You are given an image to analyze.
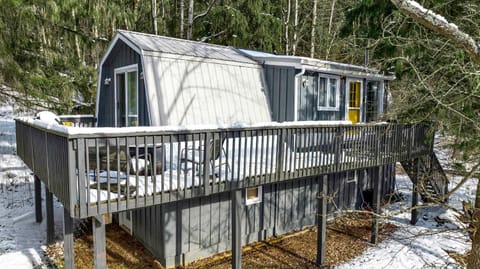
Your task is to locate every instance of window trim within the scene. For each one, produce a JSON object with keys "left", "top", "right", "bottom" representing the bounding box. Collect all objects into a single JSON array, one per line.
[
  {"left": 346, "top": 170, "right": 357, "bottom": 184},
  {"left": 317, "top": 75, "right": 340, "bottom": 111},
  {"left": 245, "top": 186, "right": 262, "bottom": 206},
  {"left": 114, "top": 64, "right": 138, "bottom": 127}
]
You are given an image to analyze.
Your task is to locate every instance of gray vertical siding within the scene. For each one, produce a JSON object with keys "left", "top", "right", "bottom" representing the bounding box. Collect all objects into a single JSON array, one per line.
[
  {"left": 264, "top": 65, "right": 296, "bottom": 122},
  {"left": 297, "top": 73, "right": 346, "bottom": 121},
  {"left": 264, "top": 65, "right": 350, "bottom": 122},
  {"left": 97, "top": 40, "right": 149, "bottom": 127},
  {"left": 131, "top": 164, "right": 395, "bottom": 267}
]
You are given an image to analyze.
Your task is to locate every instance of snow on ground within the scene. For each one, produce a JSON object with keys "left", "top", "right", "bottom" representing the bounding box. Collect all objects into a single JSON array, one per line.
[
  {"left": 0, "top": 101, "right": 64, "bottom": 268},
  {"left": 338, "top": 139, "right": 475, "bottom": 269},
  {"left": 0, "top": 99, "right": 476, "bottom": 268},
  {"left": 337, "top": 174, "right": 474, "bottom": 269}
]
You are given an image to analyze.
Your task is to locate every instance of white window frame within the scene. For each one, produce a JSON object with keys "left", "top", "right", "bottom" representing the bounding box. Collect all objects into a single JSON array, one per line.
[
  {"left": 346, "top": 170, "right": 357, "bottom": 184},
  {"left": 345, "top": 78, "right": 364, "bottom": 122},
  {"left": 114, "top": 64, "right": 138, "bottom": 127},
  {"left": 317, "top": 75, "right": 340, "bottom": 111},
  {"left": 245, "top": 186, "right": 262, "bottom": 206}
]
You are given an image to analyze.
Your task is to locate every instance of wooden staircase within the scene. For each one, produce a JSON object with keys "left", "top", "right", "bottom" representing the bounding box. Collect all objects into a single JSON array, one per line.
[{"left": 401, "top": 153, "right": 449, "bottom": 203}]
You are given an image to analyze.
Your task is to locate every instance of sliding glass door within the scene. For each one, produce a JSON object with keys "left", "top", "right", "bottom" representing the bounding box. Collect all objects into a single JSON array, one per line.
[{"left": 115, "top": 65, "right": 138, "bottom": 127}]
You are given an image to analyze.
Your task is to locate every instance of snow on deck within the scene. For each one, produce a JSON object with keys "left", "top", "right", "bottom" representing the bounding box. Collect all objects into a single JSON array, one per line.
[{"left": 1, "top": 102, "right": 475, "bottom": 268}]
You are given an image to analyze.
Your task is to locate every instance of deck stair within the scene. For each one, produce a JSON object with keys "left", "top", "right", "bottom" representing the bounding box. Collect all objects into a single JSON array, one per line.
[{"left": 401, "top": 153, "right": 449, "bottom": 203}]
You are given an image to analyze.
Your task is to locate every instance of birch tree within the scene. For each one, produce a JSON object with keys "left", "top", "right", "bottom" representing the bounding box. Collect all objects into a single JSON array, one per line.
[
  {"left": 152, "top": 0, "right": 158, "bottom": 35},
  {"left": 292, "top": 0, "right": 299, "bottom": 55},
  {"left": 310, "top": 0, "right": 317, "bottom": 58},
  {"left": 284, "top": 0, "right": 291, "bottom": 55},
  {"left": 179, "top": 0, "right": 185, "bottom": 38}
]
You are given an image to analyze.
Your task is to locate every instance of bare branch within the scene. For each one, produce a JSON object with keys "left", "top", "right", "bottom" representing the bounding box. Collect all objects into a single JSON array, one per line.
[
  {"left": 390, "top": 0, "right": 480, "bottom": 64},
  {"left": 193, "top": 0, "right": 217, "bottom": 22}
]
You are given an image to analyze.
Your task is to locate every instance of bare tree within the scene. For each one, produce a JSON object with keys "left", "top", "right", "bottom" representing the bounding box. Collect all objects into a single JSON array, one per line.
[
  {"left": 187, "top": 0, "right": 194, "bottom": 39},
  {"left": 292, "top": 0, "right": 299, "bottom": 55},
  {"left": 328, "top": 0, "right": 336, "bottom": 34},
  {"left": 151, "top": 0, "right": 158, "bottom": 35},
  {"left": 390, "top": 0, "right": 480, "bottom": 65},
  {"left": 284, "top": 0, "right": 291, "bottom": 55},
  {"left": 310, "top": 0, "right": 318, "bottom": 58},
  {"left": 390, "top": 1, "right": 480, "bottom": 268},
  {"left": 179, "top": 0, "right": 185, "bottom": 38},
  {"left": 161, "top": 0, "right": 166, "bottom": 34},
  {"left": 187, "top": 0, "right": 217, "bottom": 40}
]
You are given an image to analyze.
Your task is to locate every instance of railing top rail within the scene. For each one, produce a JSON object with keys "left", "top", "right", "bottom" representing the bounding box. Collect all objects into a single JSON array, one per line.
[{"left": 15, "top": 117, "right": 425, "bottom": 139}]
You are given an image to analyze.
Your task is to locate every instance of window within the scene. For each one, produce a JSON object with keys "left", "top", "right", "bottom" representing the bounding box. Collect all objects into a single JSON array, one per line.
[
  {"left": 317, "top": 76, "right": 339, "bottom": 111},
  {"left": 245, "top": 186, "right": 262, "bottom": 205},
  {"left": 346, "top": 171, "right": 357, "bottom": 183},
  {"left": 115, "top": 65, "right": 138, "bottom": 127},
  {"left": 366, "top": 81, "right": 383, "bottom": 122}
]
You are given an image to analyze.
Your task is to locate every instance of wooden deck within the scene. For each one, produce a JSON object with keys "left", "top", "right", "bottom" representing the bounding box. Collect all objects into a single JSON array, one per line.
[{"left": 15, "top": 118, "right": 434, "bottom": 219}]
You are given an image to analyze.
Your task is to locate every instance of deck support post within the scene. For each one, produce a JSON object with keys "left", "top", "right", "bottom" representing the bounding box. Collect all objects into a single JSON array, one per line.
[
  {"left": 63, "top": 208, "right": 75, "bottom": 269},
  {"left": 34, "top": 176, "right": 42, "bottom": 223},
  {"left": 232, "top": 189, "right": 243, "bottom": 269},
  {"left": 371, "top": 166, "right": 383, "bottom": 244},
  {"left": 45, "top": 186, "right": 54, "bottom": 244},
  {"left": 411, "top": 158, "right": 420, "bottom": 225},
  {"left": 316, "top": 175, "right": 328, "bottom": 266},
  {"left": 93, "top": 215, "right": 107, "bottom": 269}
]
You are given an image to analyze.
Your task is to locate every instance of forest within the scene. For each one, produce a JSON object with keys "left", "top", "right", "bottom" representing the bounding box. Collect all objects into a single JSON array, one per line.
[{"left": 0, "top": 0, "right": 480, "bottom": 267}]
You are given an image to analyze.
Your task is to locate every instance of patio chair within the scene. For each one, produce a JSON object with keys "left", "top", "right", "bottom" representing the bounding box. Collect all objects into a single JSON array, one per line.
[{"left": 181, "top": 136, "right": 230, "bottom": 177}]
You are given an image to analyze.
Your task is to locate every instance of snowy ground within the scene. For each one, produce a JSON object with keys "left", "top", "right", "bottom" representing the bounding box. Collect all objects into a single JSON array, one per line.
[
  {"left": 0, "top": 100, "right": 475, "bottom": 268},
  {"left": 0, "top": 102, "right": 64, "bottom": 268}
]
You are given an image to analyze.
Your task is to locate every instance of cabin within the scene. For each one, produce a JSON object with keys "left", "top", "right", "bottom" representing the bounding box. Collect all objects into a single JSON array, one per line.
[{"left": 14, "top": 30, "right": 448, "bottom": 269}]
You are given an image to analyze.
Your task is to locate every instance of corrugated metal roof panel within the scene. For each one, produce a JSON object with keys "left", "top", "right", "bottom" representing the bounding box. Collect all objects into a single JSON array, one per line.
[{"left": 118, "top": 30, "right": 256, "bottom": 64}]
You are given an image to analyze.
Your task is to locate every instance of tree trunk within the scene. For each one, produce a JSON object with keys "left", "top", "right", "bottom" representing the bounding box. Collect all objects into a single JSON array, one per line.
[
  {"left": 390, "top": 0, "right": 480, "bottom": 64},
  {"left": 151, "top": 0, "right": 158, "bottom": 35},
  {"left": 328, "top": 0, "right": 336, "bottom": 34},
  {"left": 292, "top": 0, "right": 299, "bottom": 55},
  {"left": 179, "top": 0, "right": 185, "bottom": 38},
  {"left": 467, "top": 178, "right": 480, "bottom": 269},
  {"left": 161, "top": 0, "right": 166, "bottom": 34},
  {"left": 187, "top": 0, "right": 194, "bottom": 40},
  {"left": 72, "top": 9, "right": 81, "bottom": 63},
  {"left": 310, "top": 0, "right": 318, "bottom": 58},
  {"left": 285, "top": 0, "right": 291, "bottom": 55}
]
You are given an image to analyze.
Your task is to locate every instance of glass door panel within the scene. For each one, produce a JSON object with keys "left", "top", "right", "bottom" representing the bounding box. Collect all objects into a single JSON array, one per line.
[{"left": 348, "top": 81, "right": 362, "bottom": 123}]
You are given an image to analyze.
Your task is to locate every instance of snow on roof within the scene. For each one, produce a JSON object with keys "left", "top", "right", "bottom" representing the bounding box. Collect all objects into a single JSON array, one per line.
[
  {"left": 239, "top": 49, "right": 395, "bottom": 80},
  {"left": 118, "top": 30, "right": 256, "bottom": 64}
]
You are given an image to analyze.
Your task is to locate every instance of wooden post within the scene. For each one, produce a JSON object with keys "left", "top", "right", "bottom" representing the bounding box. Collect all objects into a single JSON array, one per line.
[
  {"left": 232, "top": 189, "right": 242, "bottom": 269},
  {"left": 371, "top": 166, "right": 383, "bottom": 244},
  {"left": 34, "top": 176, "right": 42, "bottom": 223},
  {"left": 63, "top": 208, "right": 75, "bottom": 269},
  {"left": 45, "top": 186, "right": 54, "bottom": 244},
  {"left": 411, "top": 158, "right": 419, "bottom": 225},
  {"left": 93, "top": 215, "right": 107, "bottom": 269},
  {"left": 316, "top": 175, "right": 328, "bottom": 266}
]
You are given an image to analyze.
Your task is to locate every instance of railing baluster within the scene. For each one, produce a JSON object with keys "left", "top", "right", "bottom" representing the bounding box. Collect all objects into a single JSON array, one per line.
[
  {"left": 16, "top": 118, "right": 438, "bottom": 219},
  {"left": 106, "top": 139, "right": 111, "bottom": 214},
  {"left": 152, "top": 135, "right": 157, "bottom": 204},
  {"left": 77, "top": 138, "right": 87, "bottom": 218},
  {"left": 95, "top": 138, "right": 100, "bottom": 215},
  {"left": 259, "top": 129, "right": 265, "bottom": 184},
  {"left": 115, "top": 137, "right": 121, "bottom": 211}
]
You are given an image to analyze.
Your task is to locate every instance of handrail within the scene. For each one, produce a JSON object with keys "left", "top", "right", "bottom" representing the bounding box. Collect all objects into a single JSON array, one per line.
[{"left": 15, "top": 118, "right": 435, "bottom": 219}]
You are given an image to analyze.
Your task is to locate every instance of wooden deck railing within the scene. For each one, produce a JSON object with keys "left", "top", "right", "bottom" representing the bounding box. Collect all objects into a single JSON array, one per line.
[{"left": 15, "top": 118, "right": 434, "bottom": 219}]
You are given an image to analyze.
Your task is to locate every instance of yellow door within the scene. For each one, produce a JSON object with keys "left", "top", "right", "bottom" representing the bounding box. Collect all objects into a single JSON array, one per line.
[{"left": 348, "top": 81, "right": 362, "bottom": 123}]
